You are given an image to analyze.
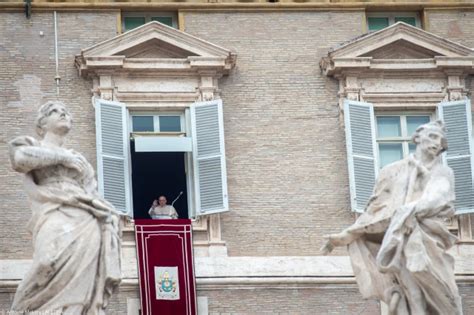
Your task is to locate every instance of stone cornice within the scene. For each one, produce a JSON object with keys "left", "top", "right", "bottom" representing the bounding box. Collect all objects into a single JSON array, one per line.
[
  {"left": 76, "top": 56, "right": 231, "bottom": 76},
  {"left": 3, "top": 2, "right": 474, "bottom": 11},
  {"left": 323, "top": 56, "right": 474, "bottom": 76}
]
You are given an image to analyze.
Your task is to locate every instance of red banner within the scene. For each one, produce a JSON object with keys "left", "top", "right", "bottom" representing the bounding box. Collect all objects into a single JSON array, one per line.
[{"left": 135, "top": 219, "right": 197, "bottom": 315}]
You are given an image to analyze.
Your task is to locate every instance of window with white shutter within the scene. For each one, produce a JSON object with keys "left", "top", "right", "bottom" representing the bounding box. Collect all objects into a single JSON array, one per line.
[
  {"left": 438, "top": 99, "right": 474, "bottom": 215},
  {"left": 344, "top": 99, "right": 378, "bottom": 213},
  {"left": 95, "top": 98, "right": 132, "bottom": 216},
  {"left": 95, "top": 99, "right": 229, "bottom": 219},
  {"left": 190, "top": 99, "right": 229, "bottom": 216}
]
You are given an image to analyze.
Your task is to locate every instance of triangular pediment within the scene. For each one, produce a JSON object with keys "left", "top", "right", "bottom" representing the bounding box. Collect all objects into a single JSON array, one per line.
[
  {"left": 113, "top": 38, "right": 198, "bottom": 58},
  {"left": 76, "top": 21, "right": 236, "bottom": 76},
  {"left": 81, "top": 21, "right": 232, "bottom": 59},
  {"left": 360, "top": 39, "right": 440, "bottom": 59},
  {"left": 329, "top": 22, "right": 473, "bottom": 59}
]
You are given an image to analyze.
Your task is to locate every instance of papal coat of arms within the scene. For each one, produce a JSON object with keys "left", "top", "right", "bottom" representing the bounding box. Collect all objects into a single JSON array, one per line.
[{"left": 154, "top": 266, "right": 180, "bottom": 300}]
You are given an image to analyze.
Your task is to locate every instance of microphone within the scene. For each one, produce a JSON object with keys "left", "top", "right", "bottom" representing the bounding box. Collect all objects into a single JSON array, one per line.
[{"left": 171, "top": 191, "right": 183, "bottom": 206}]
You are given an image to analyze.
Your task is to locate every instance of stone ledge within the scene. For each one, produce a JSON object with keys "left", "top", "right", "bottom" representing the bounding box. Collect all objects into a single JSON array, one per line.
[
  {"left": 195, "top": 256, "right": 354, "bottom": 278},
  {"left": 3, "top": 276, "right": 474, "bottom": 293},
  {"left": 1, "top": 245, "right": 473, "bottom": 281}
]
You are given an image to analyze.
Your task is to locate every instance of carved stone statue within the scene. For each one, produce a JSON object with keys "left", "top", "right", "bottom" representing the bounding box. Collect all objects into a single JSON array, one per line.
[
  {"left": 9, "top": 101, "right": 122, "bottom": 314},
  {"left": 321, "top": 120, "right": 463, "bottom": 314}
]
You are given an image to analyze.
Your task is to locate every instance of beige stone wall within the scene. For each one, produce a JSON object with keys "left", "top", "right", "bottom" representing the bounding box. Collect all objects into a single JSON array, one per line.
[
  {"left": 199, "top": 284, "right": 380, "bottom": 314},
  {"left": 183, "top": 11, "right": 365, "bottom": 256},
  {"left": 0, "top": 291, "right": 14, "bottom": 313},
  {"left": 106, "top": 288, "right": 140, "bottom": 315},
  {"left": 1, "top": 282, "right": 474, "bottom": 314},
  {"left": 426, "top": 9, "right": 474, "bottom": 48},
  {"left": 46, "top": 282, "right": 474, "bottom": 315},
  {"left": 0, "top": 11, "right": 118, "bottom": 259},
  {"left": 460, "top": 283, "right": 474, "bottom": 315}
]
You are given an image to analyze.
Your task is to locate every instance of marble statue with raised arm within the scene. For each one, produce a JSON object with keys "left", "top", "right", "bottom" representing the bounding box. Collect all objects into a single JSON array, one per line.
[
  {"left": 8, "top": 101, "right": 122, "bottom": 315},
  {"left": 321, "top": 120, "right": 463, "bottom": 315}
]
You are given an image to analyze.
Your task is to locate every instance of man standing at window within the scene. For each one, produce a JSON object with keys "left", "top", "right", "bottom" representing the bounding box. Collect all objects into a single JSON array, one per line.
[{"left": 149, "top": 195, "right": 179, "bottom": 219}]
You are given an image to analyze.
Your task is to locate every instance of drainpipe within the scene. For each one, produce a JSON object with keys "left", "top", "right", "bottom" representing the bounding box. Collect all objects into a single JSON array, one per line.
[{"left": 54, "top": 11, "right": 61, "bottom": 97}]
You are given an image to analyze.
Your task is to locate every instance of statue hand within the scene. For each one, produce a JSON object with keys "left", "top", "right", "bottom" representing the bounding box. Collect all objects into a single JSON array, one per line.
[
  {"left": 320, "top": 230, "right": 356, "bottom": 255},
  {"left": 75, "top": 194, "right": 116, "bottom": 220},
  {"left": 320, "top": 235, "right": 336, "bottom": 255},
  {"left": 62, "top": 152, "right": 88, "bottom": 174},
  {"left": 403, "top": 214, "right": 416, "bottom": 234},
  {"left": 92, "top": 198, "right": 112, "bottom": 211}
]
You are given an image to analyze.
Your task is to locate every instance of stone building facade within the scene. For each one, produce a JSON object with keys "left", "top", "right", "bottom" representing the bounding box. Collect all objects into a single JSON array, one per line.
[{"left": 0, "top": 1, "right": 473, "bottom": 314}]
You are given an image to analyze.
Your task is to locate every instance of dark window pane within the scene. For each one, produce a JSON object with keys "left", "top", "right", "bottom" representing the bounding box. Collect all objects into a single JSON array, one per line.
[
  {"left": 409, "top": 143, "right": 416, "bottom": 154},
  {"left": 151, "top": 16, "right": 174, "bottom": 27},
  {"left": 133, "top": 116, "right": 154, "bottom": 132},
  {"left": 124, "top": 17, "right": 146, "bottom": 31},
  {"left": 159, "top": 116, "right": 181, "bottom": 132},
  {"left": 368, "top": 17, "right": 389, "bottom": 31},
  {"left": 395, "top": 17, "right": 417, "bottom": 26}
]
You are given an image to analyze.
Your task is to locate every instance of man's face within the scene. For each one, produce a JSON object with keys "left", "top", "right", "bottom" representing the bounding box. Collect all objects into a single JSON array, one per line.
[
  {"left": 159, "top": 197, "right": 167, "bottom": 206},
  {"left": 418, "top": 128, "right": 445, "bottom": 157}
]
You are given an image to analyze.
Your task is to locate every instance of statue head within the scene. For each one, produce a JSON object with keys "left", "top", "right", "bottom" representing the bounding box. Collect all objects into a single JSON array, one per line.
[
  {"left": 35, "top": 101, "right": 72, "bottom": 138},
  {"left": 411, "top": 120, "right": 448, "bottom": 156}
]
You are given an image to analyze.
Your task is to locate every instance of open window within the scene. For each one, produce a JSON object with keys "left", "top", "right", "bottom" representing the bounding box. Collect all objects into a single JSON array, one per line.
[
  {"left": 94, "top": 99, "right": 229, "bottom": 219},
  {"left": 78, "top": 19, "right": 236, "bottom": 252},
  {"left": 130, "top": 112, "right": 190, "bottom": 219}
]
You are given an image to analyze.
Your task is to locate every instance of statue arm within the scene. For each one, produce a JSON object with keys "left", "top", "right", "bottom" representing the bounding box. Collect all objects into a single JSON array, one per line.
[
  {"left": 320, "top": 165, "right": 396, "bottom": 255},
  {"left": 73, "top": 194, "right": 121, "bottom": 221},
  {"left": 414, "top": 169, "right": 455, "bottom": 219},
  {"left": 9, "top": 136, "right": 87, "bottom": 174}
]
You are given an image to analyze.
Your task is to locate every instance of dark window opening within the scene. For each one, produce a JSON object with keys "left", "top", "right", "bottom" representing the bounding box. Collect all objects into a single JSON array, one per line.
[{"left": 131, "top": 140, "right": 188, "bottom": 219}]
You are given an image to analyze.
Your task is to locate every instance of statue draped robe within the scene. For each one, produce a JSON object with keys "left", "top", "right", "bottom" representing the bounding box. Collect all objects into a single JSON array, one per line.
[
  {"left": 9, "top": 136, "right": 122, "bottom": 315},
  {"left": 341, "top": 155, "right": 462, "bottom": 314}
]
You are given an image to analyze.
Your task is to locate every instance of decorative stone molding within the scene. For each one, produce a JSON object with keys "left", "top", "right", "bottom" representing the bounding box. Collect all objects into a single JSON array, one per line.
[
  {"left": 75, "top": 21, "right": 236, "bottom": 106},
  {"left": 321, "top": 22, "right": 474, "bottom": 109},
  {"left": 76, "top": 21, "right": 236, "bottom": 256}
]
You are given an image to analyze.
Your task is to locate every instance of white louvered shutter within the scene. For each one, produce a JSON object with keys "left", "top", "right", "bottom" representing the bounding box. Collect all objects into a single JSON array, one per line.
[
  {"left": 95, "top": 98, "right": 132, "bottom": 216},
  {"left": 438, "top": 99, "right": 474, "bottom": 214},
  {"left": 344, "top": 99, "right": 378, "bottom": 213},
  {"left": 190, "top": 99, "right": 229, "bottom": 215}
]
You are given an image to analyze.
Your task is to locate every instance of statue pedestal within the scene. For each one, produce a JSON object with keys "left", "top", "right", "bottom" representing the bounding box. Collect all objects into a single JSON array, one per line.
[{"left": 135, "top": 219, "right": 197, "bottom": 315}]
